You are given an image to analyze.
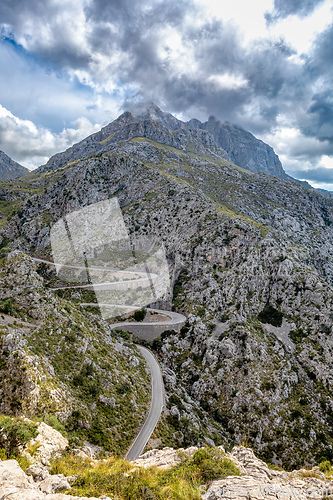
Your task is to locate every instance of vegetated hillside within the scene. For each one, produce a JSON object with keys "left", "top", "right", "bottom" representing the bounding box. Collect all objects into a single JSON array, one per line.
[
  {"left": 1, "top": 115, "right": 333, "bottom": 467},
  {"left": 0, "top": 250, "right": 151, "bottom": 456},
  {"left": 0, "top": 150, "right": 29, "bottom": 181}
]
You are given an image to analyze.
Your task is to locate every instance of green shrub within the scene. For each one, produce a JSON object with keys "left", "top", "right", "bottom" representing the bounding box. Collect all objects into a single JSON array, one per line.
[
  {"left": 0, "top": 416, "right": 38, "bottom": 457},
  {"left": 320, "top": 460, "right": 332, "bottom": 473},
  {"left": 257, "top": 303, "right": 283, "bottom": 327},
  {"left": 289, "top": 328, "right": 307, "bottom": 343},
  {"left": 197, "top": 307, "right": 205, "bottom": 318},
  {"left": 184, "top": 447, "right": 239, "bottom": 482},
  {"left": 133, "top": 308, "right": 146, "bottom": 322},
  {"left": 0, "top": 298, "right": 13, "bottom": 315}
]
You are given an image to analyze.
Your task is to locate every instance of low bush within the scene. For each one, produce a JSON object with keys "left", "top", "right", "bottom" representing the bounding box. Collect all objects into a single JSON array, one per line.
[
  {"left": 320, "top": 460, "right": 332, "bottom": 473},
  {"left": 257, "top": 303, "right": 283, "bottom": 327},
  {"left": 50, "top": 447, "right": 240, "bottom": 499},
  {"left": 133, "top": 308, "right": 146, "bottom": 322},
  {"left": 0, "top": 415, "right": 38, "bottom": 457}
]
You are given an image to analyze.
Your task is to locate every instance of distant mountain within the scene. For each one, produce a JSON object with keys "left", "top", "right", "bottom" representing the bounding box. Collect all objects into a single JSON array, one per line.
[
  {"left": 0, "top": 150, "right": 29, "bottom": 180},
  {"left": 4, "top": 102, "right": 333, "bottom": 468}
]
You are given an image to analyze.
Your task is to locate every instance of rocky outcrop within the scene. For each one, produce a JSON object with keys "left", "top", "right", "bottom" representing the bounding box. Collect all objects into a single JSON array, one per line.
[
  {"left": 0, "top": 150, "right": 29, "bottom": 180},
  {"left": 24, "top": 422, "right": 68, "bottom": 467},
  {"left": 132, "top": 445, "right": 333, "bottom": 499},
  {"left": 203, "top": 446, "right": 333, "bottom": 500},
  {"left": 0, "top": 459, "right": 111, "bottom": 500},
  {"left": 132, "top": 445, "right": 198, "bottom": 469}
]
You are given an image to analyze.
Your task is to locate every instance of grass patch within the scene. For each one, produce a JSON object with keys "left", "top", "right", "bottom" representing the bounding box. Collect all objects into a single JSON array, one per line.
[{"left": 51, "top": 447, "right": 240, "bottom": 499}]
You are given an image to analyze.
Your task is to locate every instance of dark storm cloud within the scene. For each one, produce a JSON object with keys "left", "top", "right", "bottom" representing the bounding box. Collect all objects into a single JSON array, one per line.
[
  {"left": 265, "top": 0, "right": 326, "bottom": 23},
  {"left": 303, "top": 90, "right": 333, "bottom": 142},
  {"left": 0, "top": 0, "right": 91, "bottom": 68},
  {"left": 0, "top": 0, "right": 333, "bottom": 177},
  {"left": 295, "top": 24, "right": 333, "bottom": 145},
  {"left": 0, "top": 0, "right": 312, "bottom": 133},
  {"left": 85, "top": 1, "right": 333, "bottom": 145},
  {"left": 0, "top": 0, "right": 47, "bottom": 26}
]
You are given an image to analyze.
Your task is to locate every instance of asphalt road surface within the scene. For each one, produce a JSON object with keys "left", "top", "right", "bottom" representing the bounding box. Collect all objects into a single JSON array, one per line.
[
  {"left": 126, "top": 346, "right": 165, "bottom": 461},
  {"left": 108, "top": 308, "right": 186, "bottom": 329}
]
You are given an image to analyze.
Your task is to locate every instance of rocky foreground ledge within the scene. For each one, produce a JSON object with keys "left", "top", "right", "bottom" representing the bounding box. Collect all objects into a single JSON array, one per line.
[
  {"left": 1, "top": 422, "right": 333, "bottom": 499},
  {"left": 135, "top": 446, "right": 333, "bottom": 499}
]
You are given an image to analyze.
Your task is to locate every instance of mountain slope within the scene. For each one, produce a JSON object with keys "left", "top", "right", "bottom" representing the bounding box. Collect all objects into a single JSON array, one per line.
[
  {"left": 0, "top": 251, "right": 151, "bottom": 455},
  {"left": 0, "top": 150, "right": 29, "bottom": 180},
  {"left": 2, "top": 111, "right": 333, "bottom": 466}
]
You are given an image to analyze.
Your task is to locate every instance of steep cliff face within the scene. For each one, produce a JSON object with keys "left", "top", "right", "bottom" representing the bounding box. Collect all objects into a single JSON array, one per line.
[
  {"left": 0, "top": 151, "right": 29, "bottom": 180},
  {"left": 198, "top": 116, "right": 288, "bottom": 180}
]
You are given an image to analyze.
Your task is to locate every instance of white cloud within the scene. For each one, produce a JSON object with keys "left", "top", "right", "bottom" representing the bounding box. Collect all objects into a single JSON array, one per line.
[
  {"left": 268, "top": 0, "right": 333, "bottom": 54},
  {"left": 0, "top": 104, "right": 101, "bottom": 169},
  {"left": 194, "top": 0, "right": 274, "bottom": 43},
  {"left": 208, "top": 73, "right": 248, "bottom": 89}
]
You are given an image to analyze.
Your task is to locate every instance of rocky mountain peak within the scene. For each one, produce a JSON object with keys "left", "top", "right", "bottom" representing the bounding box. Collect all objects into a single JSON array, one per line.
[
  {"left": 130, "top": 103, "right": 289, "bottom": 180},
  {"left": 39, "top": 103, "right": 291, "bottom": 183},
  {"left": 130, "top": 101, "right": 184, "bottom": 131}
]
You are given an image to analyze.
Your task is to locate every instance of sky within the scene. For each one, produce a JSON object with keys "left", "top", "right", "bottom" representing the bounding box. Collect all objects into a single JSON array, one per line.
[{"left": 0, "top": 0, "right": 333, "bottom": 190}]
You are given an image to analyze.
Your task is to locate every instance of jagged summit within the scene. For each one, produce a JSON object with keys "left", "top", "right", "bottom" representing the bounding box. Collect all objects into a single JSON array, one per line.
[
  {"left": 130, "top": 103, "right": 288, "bottom": 180},
  {"left": 0, "top": 150, "right": 29, "bottom": 180},
  {"left": 39, "top": 102, "right": 287, "bottom": 181},
  {"left": 130, "top": 101, "right": 184, "bottom": 131}
]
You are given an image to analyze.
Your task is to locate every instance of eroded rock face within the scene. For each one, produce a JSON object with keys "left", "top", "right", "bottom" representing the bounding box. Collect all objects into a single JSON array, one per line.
[
  {"left": 132, "top": 445, "right": 199, "bottom": 469},
  {"left": 202, "top": 446, "right": 333, "bottom": 500},
  {"left": 0, "top": 150, "right": 29, "bottom": 181},
  {"left": 24, "top": 422, "right": 68, "bottom": 466},
  {"left": 132, "top": 445, "right": 333, "bottom": 500},
  {"left": 200, "top": 116, "right": 288, "bottom": 180}
]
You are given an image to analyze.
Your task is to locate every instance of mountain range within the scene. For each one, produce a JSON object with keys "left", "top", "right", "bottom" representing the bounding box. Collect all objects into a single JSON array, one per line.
[{"left": 1, "top": 104, "right": 333, "bottom": 471}]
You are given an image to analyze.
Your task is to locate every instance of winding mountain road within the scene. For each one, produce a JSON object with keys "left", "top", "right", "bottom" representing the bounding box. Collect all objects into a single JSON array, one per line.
[
  {"left": 108, "top": 308, "right": 186, "bottom": 329},
  {"left": 31, "top": 257, "right": 185, "bottom": 460},
  {"left": 126, "top": 346, "right": 165, "bottom": 461}
]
